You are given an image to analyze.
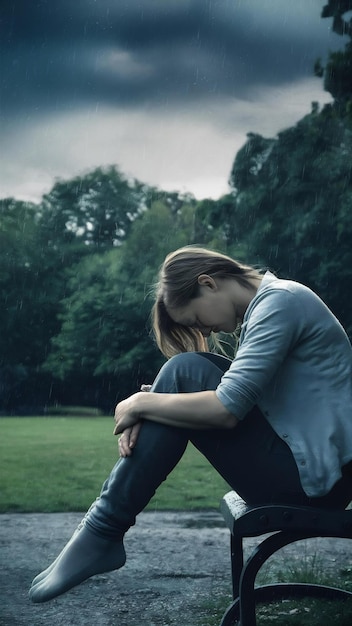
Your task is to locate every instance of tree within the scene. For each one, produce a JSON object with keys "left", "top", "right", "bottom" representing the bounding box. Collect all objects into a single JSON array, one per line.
[
  {"left": 315, "top": 1, "right": 352, "bottom": 104},
  {"left": 222, "top": 106, "right": 352, "bottom": 335},
  {"left": 321, "top": 1, "right": 352, "bottom": 36},
  {"left": 0, "top": 167, "right": 154, "bottom": 411},
  {"left": 38, "top": 165, "right": 147, "bottom": 249},
  {"left": 0, "top": 198, "right": 63, "bottom": 410}
]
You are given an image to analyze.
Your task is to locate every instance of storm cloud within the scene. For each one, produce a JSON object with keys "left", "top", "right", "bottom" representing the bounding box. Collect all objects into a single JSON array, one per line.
[{"left": 0, "top": 0, "right": 344, "bottom": 200}]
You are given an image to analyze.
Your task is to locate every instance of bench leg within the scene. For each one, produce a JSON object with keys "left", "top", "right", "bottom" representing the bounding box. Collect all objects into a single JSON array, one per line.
[
  {"left": 230, "top": 534, "right": 244, "bottom": 599},
  {"left": 221, "top": 531, "right": 317, "bottom": 626},
  {"left": 238, "top": 532, "right": 307, "bottom": 626},
  {"left": 218, "top": 599, "right": 241, "bottom": 626}
]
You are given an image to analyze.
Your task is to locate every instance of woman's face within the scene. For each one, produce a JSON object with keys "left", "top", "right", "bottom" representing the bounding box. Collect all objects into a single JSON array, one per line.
[{"left": 166, "top": 275, "right": 254, "bottom": 337}]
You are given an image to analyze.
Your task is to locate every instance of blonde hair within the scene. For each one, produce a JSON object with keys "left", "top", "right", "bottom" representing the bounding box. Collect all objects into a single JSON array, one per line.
[{"left": 152, "top": 246, "right": 261, "bottom": 358}]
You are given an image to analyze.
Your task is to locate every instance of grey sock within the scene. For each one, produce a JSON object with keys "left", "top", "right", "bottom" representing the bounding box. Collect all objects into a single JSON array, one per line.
[{"left": 29, "top": 525, "right": 126, "bottom": 603}]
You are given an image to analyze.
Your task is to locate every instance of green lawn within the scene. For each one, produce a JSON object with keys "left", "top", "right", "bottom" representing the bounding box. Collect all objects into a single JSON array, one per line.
[{"left": 0, "top": 417, "right": 229, "bottom": 512}]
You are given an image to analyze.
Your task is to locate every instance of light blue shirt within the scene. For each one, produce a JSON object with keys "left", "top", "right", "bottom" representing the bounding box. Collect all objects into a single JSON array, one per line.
[{"left": 216, "top": 272, "right": 352, "bottom": 497}]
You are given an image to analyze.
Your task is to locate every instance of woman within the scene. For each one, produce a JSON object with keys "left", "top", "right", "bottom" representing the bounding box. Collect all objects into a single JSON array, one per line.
[{"left": 29, "top": 246, "right": 352, "bottom": 603}]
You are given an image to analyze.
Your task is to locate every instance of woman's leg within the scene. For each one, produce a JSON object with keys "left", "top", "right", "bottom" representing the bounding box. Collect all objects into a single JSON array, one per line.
[
  {"left": 29, "top": 420, "right": 192, "bottom": 603},
  {"left": 84, "top": 352, "right": 232, "bottom": 537},
  {"left": 190, "top": 408, "right": 309, "bottom": 506},
  {"left": 29, "top": 352, "right": 231, "bottom": 603}
]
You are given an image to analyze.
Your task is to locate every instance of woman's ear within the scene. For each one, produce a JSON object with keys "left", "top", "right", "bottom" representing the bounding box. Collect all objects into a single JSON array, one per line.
[{"left": 197, "top": 274, "right": 218, "bottom": 290}]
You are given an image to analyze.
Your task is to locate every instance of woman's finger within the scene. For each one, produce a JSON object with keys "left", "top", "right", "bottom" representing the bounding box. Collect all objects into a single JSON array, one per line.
[
  {"left": 129, "top": 422, "right": 142, "bottom": 448},
  {"left": 118, "top": 428, "right": 133, "bottom": 457}
]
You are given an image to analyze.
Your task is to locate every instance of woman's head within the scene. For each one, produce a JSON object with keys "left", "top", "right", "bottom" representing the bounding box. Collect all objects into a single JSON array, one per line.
[{"left": 152, "top": 246, "right": 261, "bottom": 358}]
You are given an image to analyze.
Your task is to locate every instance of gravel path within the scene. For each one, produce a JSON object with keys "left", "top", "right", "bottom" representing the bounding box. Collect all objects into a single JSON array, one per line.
[{"left": 0, "top": 511, "right": 351, "bottom": 626}]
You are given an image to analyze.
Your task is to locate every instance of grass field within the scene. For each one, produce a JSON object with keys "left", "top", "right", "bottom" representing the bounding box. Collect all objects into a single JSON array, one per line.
[{"left": 0, "top": 417, "right": 229, "bottom": 513}]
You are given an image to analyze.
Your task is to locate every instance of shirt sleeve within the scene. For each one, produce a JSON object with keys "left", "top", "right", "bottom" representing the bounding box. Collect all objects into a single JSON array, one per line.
[{"left": 216, "top": 286, "right": 306, "bottom": 419}]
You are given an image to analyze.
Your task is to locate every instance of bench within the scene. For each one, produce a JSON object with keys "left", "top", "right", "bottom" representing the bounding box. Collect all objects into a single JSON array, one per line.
[{"left": 219, "top": 491, "right": 352, "bottom": 626}]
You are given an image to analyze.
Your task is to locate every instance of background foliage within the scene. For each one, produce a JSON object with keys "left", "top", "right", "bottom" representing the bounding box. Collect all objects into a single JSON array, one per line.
[{"left": 1, "top": 1, "right": 352, "bottom": 414}]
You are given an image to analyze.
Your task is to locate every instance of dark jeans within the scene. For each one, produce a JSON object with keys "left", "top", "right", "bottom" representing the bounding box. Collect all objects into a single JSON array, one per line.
[{"left": 87, "top": 352, "right": 352, "bottom": 538}]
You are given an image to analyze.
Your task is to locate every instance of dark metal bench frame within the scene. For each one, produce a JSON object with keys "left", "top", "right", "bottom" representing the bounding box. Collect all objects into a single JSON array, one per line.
[{"left": 219, "top": 491, "right": 352, "bottom": 626}]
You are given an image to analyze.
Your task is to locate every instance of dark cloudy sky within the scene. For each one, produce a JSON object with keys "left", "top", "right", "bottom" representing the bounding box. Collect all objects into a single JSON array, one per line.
[{"left": 0, "top": 0, "right": 344, "bottom": 201}]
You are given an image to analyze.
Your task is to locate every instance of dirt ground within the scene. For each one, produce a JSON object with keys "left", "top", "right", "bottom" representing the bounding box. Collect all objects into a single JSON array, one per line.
[{"left": 0, "top": 510, "right": 351, "bottom": 626}]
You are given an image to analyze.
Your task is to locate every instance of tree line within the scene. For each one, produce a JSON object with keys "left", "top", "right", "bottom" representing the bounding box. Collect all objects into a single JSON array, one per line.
[{"left": 1, "top": 0, "right": 352, "bottom": 414}]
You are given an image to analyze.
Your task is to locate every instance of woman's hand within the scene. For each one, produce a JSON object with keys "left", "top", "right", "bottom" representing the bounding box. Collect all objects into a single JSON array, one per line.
[
  {"left": 113, "top": 394, "right": 141, "bottom": 435},
  {"left": 140, "top": 384, "right": 152, "bottom": 393},
  {"left": 118, "top": 423, "right": 142, "bottom": 457},
  {"left": 115, "top": 384, "right": 152, "bottom": 457}
]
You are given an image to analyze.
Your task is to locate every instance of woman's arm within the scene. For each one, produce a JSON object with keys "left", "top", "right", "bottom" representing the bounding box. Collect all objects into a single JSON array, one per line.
[{"left": 114, "top": 389, "right": 238, "bottom": 436}]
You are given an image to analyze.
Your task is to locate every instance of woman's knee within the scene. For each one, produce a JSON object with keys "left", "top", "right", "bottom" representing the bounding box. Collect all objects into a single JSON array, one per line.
[
  {"left": 154, "top": 352, "right": 212, "bottom": 381},
  {"left": 166, "top": 352, "right": 209, "bottom": 370},
  {"left": 151, "top": 351, "right": 228, "bottom": 393}
]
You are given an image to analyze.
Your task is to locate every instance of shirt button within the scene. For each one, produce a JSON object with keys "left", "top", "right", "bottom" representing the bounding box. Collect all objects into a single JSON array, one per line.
[
  {"left": 300, "top": 460, "right": 306, "bottom": 466},
  {"left": 282, "top": 433, "right": 289, "bottom": 439}
]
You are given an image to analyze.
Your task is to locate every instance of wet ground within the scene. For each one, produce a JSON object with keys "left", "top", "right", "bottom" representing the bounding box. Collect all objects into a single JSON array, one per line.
[{"left": 0, "top": 511, "right": 351, "bottom": 626}]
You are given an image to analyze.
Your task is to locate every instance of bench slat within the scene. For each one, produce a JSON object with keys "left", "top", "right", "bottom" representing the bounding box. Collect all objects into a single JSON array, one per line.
[{"left": 220, "top": 490, "right": 352, "bottom": 537}]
